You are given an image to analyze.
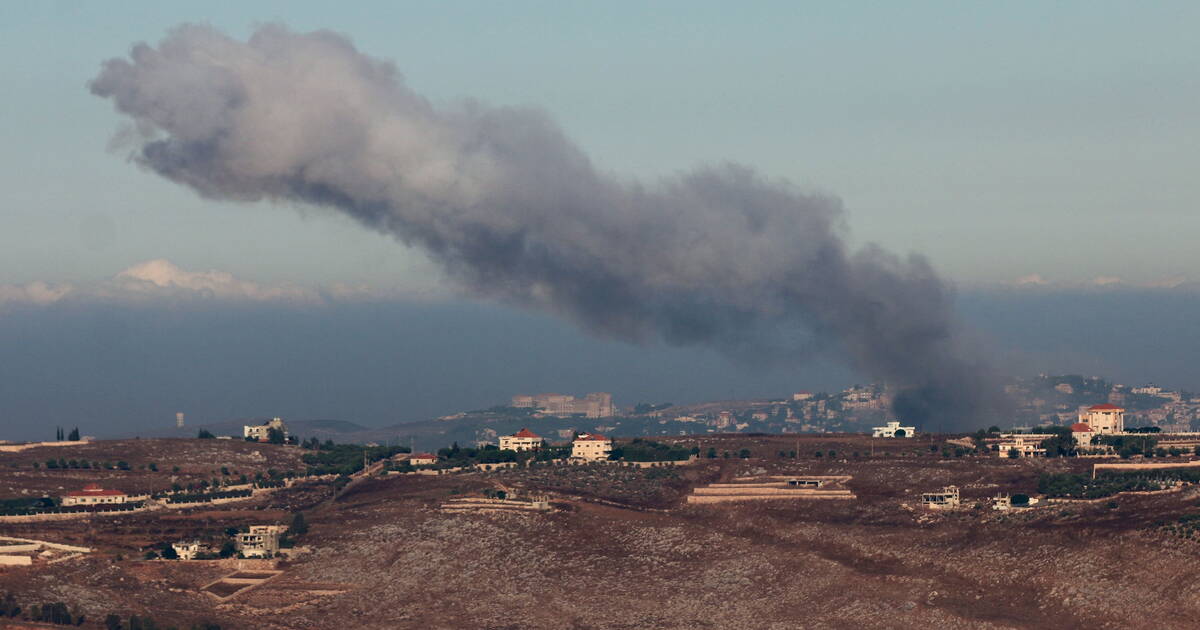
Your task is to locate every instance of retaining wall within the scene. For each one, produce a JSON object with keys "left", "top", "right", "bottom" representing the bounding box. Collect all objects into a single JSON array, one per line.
[
  {"left": 0, "top": 440, "right": 91, "bottom": 453},
  {"left": 0, "top": 536, "right": 91, "bottom": 553},
  {"left": 686, "top": 491, "right": 855, "bottom": 504}
]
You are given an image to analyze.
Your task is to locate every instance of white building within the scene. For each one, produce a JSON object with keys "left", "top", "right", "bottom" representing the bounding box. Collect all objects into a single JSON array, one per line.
[
  {"left": 408, "top": 453, "right": 438, "bottom": 466},
  {"left": 1078, "top": 404, "right": 1124, "bottom": 434},
  {"left": 171, "top": 541, "right": 206, "bottom": 560},
  {"left": 62, "top": 484, "right": 128, "bottom": 506},
  {"left": 792, "top": 391, "right": 813, "bottom": 401},
  {"left": 499, "top": 428, "right": 543, "bottom": 452},
  {"left": 996, "top": 434, "right": 1056, "bottom": 457},
  {"left": 244, "top": 417, "right": 288, "bottom": 442},
  {"left": 571, "top": 433, "right": 612, "bottom": 461},
  {"left": 237, "top": 525, "right": 288, "bottom": 558},
  {"left": 921, "top": 486, "right": 960, "bottom": 509},
  {"left": 872, "top": 421, "right": 916, "bottom": 438}
]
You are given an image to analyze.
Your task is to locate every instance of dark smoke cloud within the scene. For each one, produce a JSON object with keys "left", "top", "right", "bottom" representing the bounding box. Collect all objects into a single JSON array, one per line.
[{"left": 90, "top": 24, "right": 1008, "bottom": 428}]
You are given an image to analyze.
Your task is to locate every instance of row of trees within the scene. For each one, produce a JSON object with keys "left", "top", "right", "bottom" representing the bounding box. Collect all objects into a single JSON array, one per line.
[
  {"left": 706, "top": 448, "right": 751, "bottom": 459},
  {"left": 105, "top": 613, "right": 221, "bottom": 630},
  {"left": 54, "top": 427, "right": 80, "bottom": 441},
  {"left": 0, "top": 593, "right": 219, "bottom": 630},
  {"left": 39, "top": 458, "right": 142, "bottom": 471}
]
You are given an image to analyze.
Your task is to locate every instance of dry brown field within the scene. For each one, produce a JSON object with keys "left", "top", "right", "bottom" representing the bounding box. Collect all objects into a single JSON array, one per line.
[{"left": 0, "top": 435, "right": 1198, "bottom": 629}]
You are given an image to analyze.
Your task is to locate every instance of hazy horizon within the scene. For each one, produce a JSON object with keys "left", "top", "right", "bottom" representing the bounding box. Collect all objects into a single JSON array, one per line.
[{"left": 1, "top": 278, "right": 1197, "bottom": 441}]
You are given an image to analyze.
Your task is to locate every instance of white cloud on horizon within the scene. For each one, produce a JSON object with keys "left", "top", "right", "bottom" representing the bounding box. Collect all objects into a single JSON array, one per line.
[
  {"left": 987, "top": 273, "right": 1197, "bottom": 291},
  {"left": 114, "top": 259, "right": 315, "bottom": 302},
  {"left": 1014, "top": 273, "right": 1049, "bottom": 286},
  {"left": 0, "top": 259, "right": 448, "bottom": 309}
]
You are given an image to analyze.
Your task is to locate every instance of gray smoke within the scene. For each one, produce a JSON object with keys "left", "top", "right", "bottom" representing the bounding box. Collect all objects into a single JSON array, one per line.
[{"left": 90, "top": 24, "right": 1007, "bottom": 429}]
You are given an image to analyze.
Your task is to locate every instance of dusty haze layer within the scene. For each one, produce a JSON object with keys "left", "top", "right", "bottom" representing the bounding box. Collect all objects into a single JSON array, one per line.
[{"left": 90, "top": 23, "right": 1007, "bottom": 428}]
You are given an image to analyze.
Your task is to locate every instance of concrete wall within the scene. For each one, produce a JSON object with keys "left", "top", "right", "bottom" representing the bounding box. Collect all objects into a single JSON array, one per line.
[
  {"left": 0, "top": 505, "right": 149, "bottom": 523},
  {"left": 1093, "top": 460, "right": 1200, "bottom": 472},
  {"left": 692, "top": 487, "right": 855, "bottom": 497},
  {"left": 0, "top": 544, "right": 40, "bottom": 553},
  {"left": 0, "top": 440, "right": 91, "bottom": 453},
  {"left": 0, "top": 536, "right": 91, "bottom": 552},
  {"left": 686, "top": 492, "right": 854, "bottom": 504}
]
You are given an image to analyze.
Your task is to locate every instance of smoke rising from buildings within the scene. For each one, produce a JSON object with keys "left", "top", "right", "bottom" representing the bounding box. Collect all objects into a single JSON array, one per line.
[{"left": 90, "top": 24, "right": 1007, "bottom": 428}]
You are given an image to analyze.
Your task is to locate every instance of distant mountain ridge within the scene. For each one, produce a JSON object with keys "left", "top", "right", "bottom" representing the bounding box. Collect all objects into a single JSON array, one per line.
[{"left": 129, "top": 418, "right": 373, "bottom": 441}]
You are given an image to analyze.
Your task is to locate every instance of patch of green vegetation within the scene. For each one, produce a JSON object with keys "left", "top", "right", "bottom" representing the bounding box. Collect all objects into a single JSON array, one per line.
[
  {"left": 302, "top": 443, "right": 409, "bottom": 475},
  {"left": 1035, "top": 469, "right": 1200, "bottom": 499},
  {"left": 611, "top": 438, "right": 695, "bottom": 462}
]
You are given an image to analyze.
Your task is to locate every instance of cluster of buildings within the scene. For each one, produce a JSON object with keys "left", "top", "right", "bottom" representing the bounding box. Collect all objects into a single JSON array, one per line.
[
  {"left": 171, "top": 524, "right": 289, "bottom": 560},
  {"left": 1010, "top": 377, "right": 1200, "bottom": 432},
  {"left": 496, "top": 428, "right": 613, "bottom": 462},
  {"left": 996, "top": 403, "right": 1128, "bottom": 456},
  {"left": 511, "top": 393, "right": 616, "bottom": 418}
]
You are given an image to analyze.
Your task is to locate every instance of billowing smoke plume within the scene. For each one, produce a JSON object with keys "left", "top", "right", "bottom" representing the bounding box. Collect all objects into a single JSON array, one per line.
[{"left": 91, "top": 24, "right": 1007, "bottom": 428}]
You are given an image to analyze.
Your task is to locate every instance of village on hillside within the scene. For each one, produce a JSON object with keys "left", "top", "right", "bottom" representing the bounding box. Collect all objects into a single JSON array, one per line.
[{"left": 4, "top": 376, "right": 1200, "bottom": 627}]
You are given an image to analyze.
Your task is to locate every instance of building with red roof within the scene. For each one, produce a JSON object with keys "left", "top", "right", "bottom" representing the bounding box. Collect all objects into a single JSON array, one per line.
[
  {"left": 62, "top": 483, "right": 128, "bottom": 506},
  {"left": 1070, "top": 422, "right": 1096, "bottom": 446},
  {"left": 1079, "top": 404, "right": 1124, "bottom": 435},
  {"left": 499, "top": 428, "right": 543, "bottom": 452},
  {"left": 571, "top": 432, "right": 613, "bottom": 461},
  {"left": 408, "top": 453, "right": 438, "bottom": 466}
]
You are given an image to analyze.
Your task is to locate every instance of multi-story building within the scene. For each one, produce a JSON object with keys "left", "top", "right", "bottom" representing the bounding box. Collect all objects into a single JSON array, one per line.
[
  {"left": 499, "top": 428, "right": 543, "bottom": 452},
  {"left": 921, "top": 486, "right": 960, "bottom": 509},
  {"left": 1079, "top": 404, "right": 1124, "bottom": 434},
  {"left": 237, "top": 525, "right": 288, "bottom": 558},
  {"left": 571, "top": 433, "right": 612, "bottom": 461},
  {"left": 62, "top": 484, "right": 128, "bottom": 506},
  {"left": 244, "top": 417, "right": 288, "bottom": 442},
  {"left": 511, "top": 393, "right": 615, "bottom": 418}
]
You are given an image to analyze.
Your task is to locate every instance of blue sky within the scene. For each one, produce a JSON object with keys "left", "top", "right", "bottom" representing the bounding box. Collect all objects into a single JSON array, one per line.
[
  {"left": 2, "top": 2, "right": 1200, "bottom": 437},
  {"left": 2, "top": 1, "right": 1198, "bottom": 288}
]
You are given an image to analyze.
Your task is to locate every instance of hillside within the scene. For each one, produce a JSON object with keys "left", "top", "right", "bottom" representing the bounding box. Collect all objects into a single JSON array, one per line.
[{"left": 2, "top": 435, "right": 1200, "bottom": 628}]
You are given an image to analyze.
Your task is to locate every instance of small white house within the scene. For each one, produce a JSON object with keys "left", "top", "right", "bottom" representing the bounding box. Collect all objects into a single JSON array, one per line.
[
  {"left": 996, "top": 434, "right": 1056, "bottom": 457},
  {"left": 872, "top": 421, "right": 916, "bottom": 438},
  {"left": 61, "top": 484, "right": 128, "bottom": 506},
  {"left": 171, "top": 541, "right": 206, "bottom": 560},
  {"left": 408, "top": 453, "right": 438, "bottom": 466}
]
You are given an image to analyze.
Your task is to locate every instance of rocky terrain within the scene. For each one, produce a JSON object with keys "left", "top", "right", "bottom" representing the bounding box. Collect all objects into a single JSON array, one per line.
[{"left": 2, "top": 435, "right": 1200, "bottom": 629}]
